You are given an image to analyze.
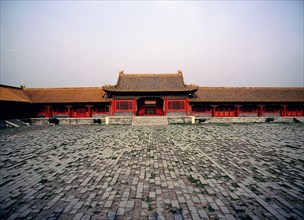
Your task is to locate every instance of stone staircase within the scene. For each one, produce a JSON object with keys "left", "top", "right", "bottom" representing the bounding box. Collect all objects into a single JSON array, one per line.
[
  {"left": 5, "top": 119, "right": 30, "bottom": 127},
  {"left": 293, "top": 117, "right": 304, "bottom": 123},
  {"left": 132, "top": 116, "right": 168, "bottom": 126}
]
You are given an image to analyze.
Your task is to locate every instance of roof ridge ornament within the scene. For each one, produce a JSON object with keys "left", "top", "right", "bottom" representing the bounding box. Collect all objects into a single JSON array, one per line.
[
  {"left": 177, "top": 70, "right": 183, "bottom": 75},
  {"left": 119, "top": 70, "right": 124, "bottom": 75}
]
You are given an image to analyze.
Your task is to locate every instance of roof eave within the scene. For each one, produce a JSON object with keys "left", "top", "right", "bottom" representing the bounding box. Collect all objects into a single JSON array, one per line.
[
  {"left": 30, "top": 100, "right": 110, "bottom": 104},
  {"left": 0, "top": 99, "right": 31, "bottom": 103},
  {"left": 103, "top": 88, "right": 198, "bottom": 93},
  {"left": 189, "top": 100, "right": 304, "bottom": 103}
]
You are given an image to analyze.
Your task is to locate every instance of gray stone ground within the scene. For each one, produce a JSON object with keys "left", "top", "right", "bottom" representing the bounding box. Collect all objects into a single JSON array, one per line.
[{"left": 0, "top": 124, "right": 303, "bottom": 220}]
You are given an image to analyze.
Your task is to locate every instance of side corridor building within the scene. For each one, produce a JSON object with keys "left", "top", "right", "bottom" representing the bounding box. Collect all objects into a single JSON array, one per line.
[{"left": 1, "top": 71, "right": 303, "bottom": 119}]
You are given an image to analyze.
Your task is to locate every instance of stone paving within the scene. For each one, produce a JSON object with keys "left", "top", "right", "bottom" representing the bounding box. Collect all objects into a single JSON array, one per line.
[{"left": 0, "top": 124, "right": 303, "bottom": 220}]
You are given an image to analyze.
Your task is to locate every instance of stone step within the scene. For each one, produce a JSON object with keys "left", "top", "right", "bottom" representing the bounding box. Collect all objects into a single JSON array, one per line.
[
  {"left": 132, "top": 116, "right": 168, "bottom": 126},
  {"left": 293, "top": 117, "right": 304, "bottom": 123},
  {"left": 5, "top": 119, "right": 30, "bottom": 127}
]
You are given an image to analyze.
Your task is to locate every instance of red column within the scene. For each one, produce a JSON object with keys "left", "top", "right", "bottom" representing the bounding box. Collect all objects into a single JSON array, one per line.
[
  {"left": 133, "top": 98, "right": 137, "bottom": 116},
  {"left": 87, "top": 105, "right": 92, "bottom": 117},
  {"left": 110, "top": 101, "right": 112, "bottom": 116},
  {"left": 235, "top": 105, "right": 241, "bottom": 117},
  {"left": 66, "top": 106, "right": 72, "bottom": 118},
  {"left": 185, "top": 99, "right": 189, "bottom": 115},
  {"left": 112, "top": 100, "right": 116, "bottom": 116},
  {"left": 211, "top": 105, "right": 217, "bottom": 117},
  {"left": 258, "top": 105, "right": 264, "bottom": 117},
  {"left": 281, "top": 105, "right": 287, "bottom": 117},
  {"left": 164, "top": 97, "right": 167, "bottom": 115},
  {"left": 46, "top": 106, "right": 52, "bottom": 118}
]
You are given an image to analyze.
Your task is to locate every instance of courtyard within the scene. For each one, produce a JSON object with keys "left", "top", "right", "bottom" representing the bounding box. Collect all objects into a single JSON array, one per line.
[{"left": 0, "top": 124, "right": 303, "bottom": 220}]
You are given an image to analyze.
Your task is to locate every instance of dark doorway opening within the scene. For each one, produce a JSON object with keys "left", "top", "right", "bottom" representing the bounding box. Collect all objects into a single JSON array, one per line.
[{"left": 137, "top": 98, "right": 164, "bottom": 116}]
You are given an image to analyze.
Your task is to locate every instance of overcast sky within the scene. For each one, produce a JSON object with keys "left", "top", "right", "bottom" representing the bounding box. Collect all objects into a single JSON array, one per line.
[{"left": 1, "top": 1, "right": 303, "bottom": 88}]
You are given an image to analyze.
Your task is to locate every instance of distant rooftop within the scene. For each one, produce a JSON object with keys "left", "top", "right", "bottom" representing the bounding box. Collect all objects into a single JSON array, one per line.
[
  {"left": 24, "top": 87, "right": 109, "bottom": 103},
  {"left": 103, "top": 71, "right": 199, "bottom": 93},
  {"left": 1, "top": 72, "right": 304, "bottom": 103},
  {"left": 192, "top": 87, "right": 304, "bottom": 102}
]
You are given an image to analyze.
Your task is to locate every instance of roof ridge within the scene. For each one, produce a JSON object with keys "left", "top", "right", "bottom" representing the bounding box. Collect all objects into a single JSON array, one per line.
[
  {"left": 121, "top": 73, "right": 180, "bottom": 76},
  {"left": 0, "top": 84, "right": 23, "bottom": 90},
  {"left": 24, "top": 87, "right": 103, "bottom": 90},
  {"left": 199, "top": 86, "right": 304, "bottom": 89}
]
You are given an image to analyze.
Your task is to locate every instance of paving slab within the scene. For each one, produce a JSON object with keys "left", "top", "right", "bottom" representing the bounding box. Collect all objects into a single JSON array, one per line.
[{"left": 0, "top": 124, "right": 303, "bottom": 219}]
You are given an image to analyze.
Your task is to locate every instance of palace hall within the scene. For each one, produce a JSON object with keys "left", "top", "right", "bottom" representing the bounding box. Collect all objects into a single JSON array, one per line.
[{"left": 1, "top": 71, "right": 303, "bottom": 120}]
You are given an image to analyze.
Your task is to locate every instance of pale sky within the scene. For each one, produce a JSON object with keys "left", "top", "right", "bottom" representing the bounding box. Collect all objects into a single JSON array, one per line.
[{"left": 0, "top": 1, "right": 303, "bottom": 88}]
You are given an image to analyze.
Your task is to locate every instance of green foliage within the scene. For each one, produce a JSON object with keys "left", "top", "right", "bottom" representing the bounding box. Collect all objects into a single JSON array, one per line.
[
  {"left": 187, "top": 175, "right": 204, "bottom": 188},
  {"left": 39, "top": 178, "right": 48, "bottom": 184},
  {"left": 148, "top": 204, "right": 153, "bottom": 211},
  {"left": 150, "top": 172, "right": 156, "bottom": 179},
  {"left": 231, "top": 182, "right": 239, "bottom": 188},
  {"left": 208, "top": 204, "right": 215, "bottom": 212}
]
